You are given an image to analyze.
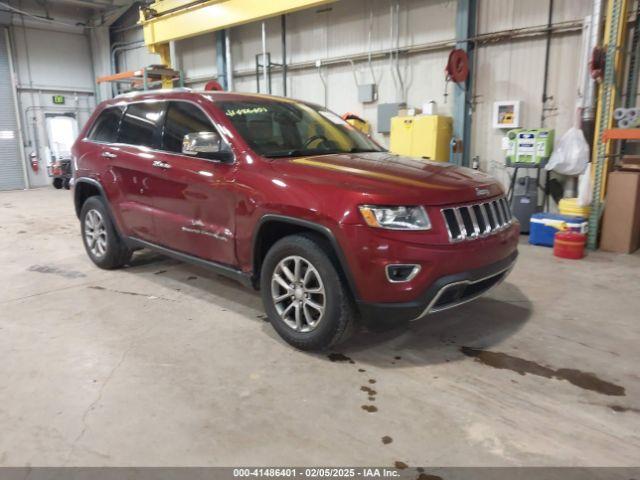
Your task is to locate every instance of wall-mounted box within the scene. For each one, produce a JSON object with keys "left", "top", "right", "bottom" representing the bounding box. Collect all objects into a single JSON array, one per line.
[
  {"left": 358, "top": 84, "right": 377, "bottom": 103},
  {"left": 377, "top": 102, "right": 406, "bottom": 134},
  {"left": 493, "top": 100, "right": 521, "bottom": 129}
]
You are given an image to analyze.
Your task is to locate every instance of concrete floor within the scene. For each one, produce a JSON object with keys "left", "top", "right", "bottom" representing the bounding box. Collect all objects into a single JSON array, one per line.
[{"left": 0, "top": 187, "right": 639, "bottom": 467}]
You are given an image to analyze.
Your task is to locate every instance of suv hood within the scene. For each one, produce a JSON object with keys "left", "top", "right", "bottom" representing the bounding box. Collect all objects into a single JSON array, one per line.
[{"left": 274, "top": 152, "right": 504, "bottom": 205}]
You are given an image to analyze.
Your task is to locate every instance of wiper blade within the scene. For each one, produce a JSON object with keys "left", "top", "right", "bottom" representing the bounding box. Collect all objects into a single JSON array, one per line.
[
  {"left": 263, "top": 150, "right": 307, "bottom": 158},
  {"left": 347, "top": 148, "right": 384, "bottom": 153},
  {"left": 263, "top": 147, "right": 383, "bottom": 158}
]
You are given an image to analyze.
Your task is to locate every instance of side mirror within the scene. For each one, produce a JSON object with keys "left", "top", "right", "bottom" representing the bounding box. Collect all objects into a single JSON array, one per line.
[{"left": 182, "top": 131, "right": 222, "bottom": 155}]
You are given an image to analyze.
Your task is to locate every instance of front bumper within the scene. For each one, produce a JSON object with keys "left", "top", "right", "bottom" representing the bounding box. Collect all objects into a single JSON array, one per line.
[{"left": 356, "top": 250, "right": 517, "bottom": 324}]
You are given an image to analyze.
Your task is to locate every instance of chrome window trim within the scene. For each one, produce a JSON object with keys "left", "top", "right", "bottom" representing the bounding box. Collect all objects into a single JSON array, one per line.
[{"left": 83, "top": 98, "right": 236, "bottom": 164}]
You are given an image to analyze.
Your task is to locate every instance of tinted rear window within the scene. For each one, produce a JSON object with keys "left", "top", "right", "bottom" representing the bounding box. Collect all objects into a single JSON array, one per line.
[
  {"left": 162, "top": 101, "right": 217, "bottom": 153},
  {"left": 88, "top": 106, "right": 123, "bottom": 143},
  {"left": 117, "top": 102, "right": 165, "bottom": 148}
]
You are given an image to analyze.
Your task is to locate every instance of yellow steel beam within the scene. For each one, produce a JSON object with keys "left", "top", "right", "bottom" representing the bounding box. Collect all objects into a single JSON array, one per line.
[{"left": 140, "top": 0, "right": 337, "bottom": 49}]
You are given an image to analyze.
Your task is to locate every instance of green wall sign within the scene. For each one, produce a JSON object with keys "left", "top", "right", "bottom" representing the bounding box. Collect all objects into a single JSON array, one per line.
[{"left": 52, "top": 95, "right": 65, "bottom": 105}]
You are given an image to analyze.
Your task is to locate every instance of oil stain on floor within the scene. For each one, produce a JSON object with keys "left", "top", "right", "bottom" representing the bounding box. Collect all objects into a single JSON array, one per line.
[
  {"left": 609, "top": 404, "right": 640, "bottom": 413},
  {"left": 460, "top": 346, "right": 625, "bottom": 396},
  {"left": 28, "top": 264, "right": 86, "bottom": 279},
  {"left": 327, "top": 353, "right": 355, "bottom": 364}
]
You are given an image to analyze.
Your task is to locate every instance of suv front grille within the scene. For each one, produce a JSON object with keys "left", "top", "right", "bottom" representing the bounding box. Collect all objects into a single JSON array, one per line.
[{"left": 441, "top": 197, "right": 513, "bottom": 242}]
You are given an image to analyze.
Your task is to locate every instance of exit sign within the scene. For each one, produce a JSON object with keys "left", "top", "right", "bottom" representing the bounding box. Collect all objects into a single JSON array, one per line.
[{"left": 52, "top": 95, "right": 65, "bottom": 105}]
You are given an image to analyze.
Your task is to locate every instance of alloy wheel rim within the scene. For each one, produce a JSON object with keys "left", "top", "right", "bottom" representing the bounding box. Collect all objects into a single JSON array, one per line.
[
  {"left": 84, "top": 209, "right": 107, "bottom": 258},
  {"left": 271, "top": 255, "right": 326, "bottom": 333}
]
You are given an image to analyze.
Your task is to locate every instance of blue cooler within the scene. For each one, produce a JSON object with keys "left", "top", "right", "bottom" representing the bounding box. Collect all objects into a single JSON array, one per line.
[{"left": 529, "top": 213, "right": 588, "bottom": 247}]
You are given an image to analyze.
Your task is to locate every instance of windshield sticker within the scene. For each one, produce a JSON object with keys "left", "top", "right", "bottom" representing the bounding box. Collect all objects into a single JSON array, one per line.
[
  {"left": 225, "top": 107, "right": 269, "bottom": 117},
  {"left": 319, "top": 110, "right": 349, "bottom": 125}
]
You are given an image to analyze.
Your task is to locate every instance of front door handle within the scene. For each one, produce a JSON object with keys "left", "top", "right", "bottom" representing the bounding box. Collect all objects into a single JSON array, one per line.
[
  {"left": 101, "top": 152, "right": 117, "bottom": 159},
  {"left": 152, "top": 160, "right": 171, "bottom": 169}
]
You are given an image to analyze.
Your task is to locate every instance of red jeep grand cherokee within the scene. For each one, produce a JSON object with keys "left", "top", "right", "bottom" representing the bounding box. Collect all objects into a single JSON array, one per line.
[{"left": 72, "top": 90, "right": 519, "bottom": 350}]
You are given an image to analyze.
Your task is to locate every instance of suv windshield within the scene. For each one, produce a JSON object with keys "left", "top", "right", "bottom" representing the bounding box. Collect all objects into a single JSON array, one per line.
[{"left": 217, "top": 100, "right": 384, "bottom": 158}]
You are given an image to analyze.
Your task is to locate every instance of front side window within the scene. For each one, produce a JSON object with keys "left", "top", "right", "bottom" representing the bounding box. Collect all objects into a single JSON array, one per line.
[
  {"left": 217, "top": 100, "right": 383, "bottom": 158},
  {"left": 87, "top": 106, "right": 124, "bottom": 143},
  {"left": 117, "top": 101, "right": 165, "bottom": 149},
  {"left": 162, "top": 101, "right": 218, "bottom": 153}
]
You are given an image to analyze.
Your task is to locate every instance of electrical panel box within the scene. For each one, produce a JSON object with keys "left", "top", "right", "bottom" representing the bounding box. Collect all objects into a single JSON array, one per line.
[
  {"left": 358, "top": 84, "right": 377, "bottom": 103},
  {"left": 389, "top": 115, "right": 453, "bottom": 162},
  {"left": 377, "top": 103, "right": 406, "bottom": 134}
]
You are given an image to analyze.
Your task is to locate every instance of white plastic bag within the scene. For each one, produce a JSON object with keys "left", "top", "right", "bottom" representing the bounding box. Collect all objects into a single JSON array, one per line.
[
  {"left": 577, "top": 162, "right": 592, "bottom": 207},
  {"left": 545, "top": 127, "right": 590, "bottom": 176}
]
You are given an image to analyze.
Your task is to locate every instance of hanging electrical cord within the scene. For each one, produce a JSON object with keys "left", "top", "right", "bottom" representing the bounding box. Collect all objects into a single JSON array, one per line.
[
  {"left": 367, "top": 4, "right": 381, "bottom": 85},
  {"left": 388, "top": 1, "right": 406, "bottom": 104},
  {"left": 388, "top": 2, "right": 399, "bottom": 102}
]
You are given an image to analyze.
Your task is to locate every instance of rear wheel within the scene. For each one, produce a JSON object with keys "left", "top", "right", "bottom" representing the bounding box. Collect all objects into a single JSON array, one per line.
[
  {"left": 52, "top": 178, "right": 63, "bottom": 189},
  {"left": 260, "top": 233, "right": 355, "bottom": 351},
  {"left": 80, "top": 196, "right": 132, "bottom": 270}
]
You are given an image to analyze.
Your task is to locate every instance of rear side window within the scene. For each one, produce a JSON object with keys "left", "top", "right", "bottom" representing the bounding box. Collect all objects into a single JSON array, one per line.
[
  {"left": 162, "top": 101, "right": 217, "bottom": 153},
  {"left": 117, "top": 101, "right": 165, "bottom": 148},
  {"left": 88, "top": 106, "right": 123, "bottom": 143}
]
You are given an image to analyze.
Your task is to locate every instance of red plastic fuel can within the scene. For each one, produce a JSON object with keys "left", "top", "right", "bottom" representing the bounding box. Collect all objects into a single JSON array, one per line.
[{"left": 554, "top": 231, "right": 586, "bottom": 260}]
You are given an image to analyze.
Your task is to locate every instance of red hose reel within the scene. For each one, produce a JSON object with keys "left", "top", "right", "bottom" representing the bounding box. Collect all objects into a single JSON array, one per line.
[{"left": 445, "top": 48, "right": 470, "bottom": 84}]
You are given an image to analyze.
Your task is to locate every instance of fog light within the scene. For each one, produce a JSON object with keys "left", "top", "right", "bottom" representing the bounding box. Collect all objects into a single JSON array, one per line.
[{"left": 385, "top": 264, "right": 421, "bottom": 283}]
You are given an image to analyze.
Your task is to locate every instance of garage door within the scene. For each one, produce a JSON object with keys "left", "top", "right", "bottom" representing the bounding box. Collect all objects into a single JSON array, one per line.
[{"left": 0, "top": 28, "right": 25, "bottom": 191}]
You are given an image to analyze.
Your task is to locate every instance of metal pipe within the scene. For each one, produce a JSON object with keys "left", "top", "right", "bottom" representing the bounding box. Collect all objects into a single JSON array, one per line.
[
  {"left": 583, "top": 0, "right": 604, "bottom": 121},
  {"left": 51, "top": 0, "right": 117, "bottom": 9},
  {"left": 111, "top": 42, "right": 145, "bottom": 96},
  {"left": 394, "top": 3, "right": 405, "bottom": 103},
  {"left": 540, "top": 0, "right": 554, "bottom": 127},
  {"left": 187, "top": 19, "right": 584, "bottom": 84},
  {"left": 580, "top": 0, "right": 604, "bottom": 147},
  {"left": 261, "top": 21, "right": 269, "bottom": 94},
  {"left": 281, "top": 15, "right": 287, "bottom": 96},
  {"left": 86, "top": 28, "right": 100, "bottom": 103},
  {"left": 389, "top": 3, "right": 399, "bottom": 101},
  {"left": 367, "top": 5, "right": 377, "bottom": 84},
  {"left": 18, "top": 85, "right": 95, "bottom": 94},
  {"left": 225, "top": 29, "right": 234, "bottom": 91}
]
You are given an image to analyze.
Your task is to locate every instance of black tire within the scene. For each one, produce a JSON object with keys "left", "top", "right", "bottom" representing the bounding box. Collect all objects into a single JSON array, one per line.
[
  {"left": 80, "top": 196, "right": 132, "bottom": 270},
  {"left": 52, "top": 178, "right": 63, "bottom": 189},
  {"left": 260, "top": 233, "right": 355, "bottom": 351}
]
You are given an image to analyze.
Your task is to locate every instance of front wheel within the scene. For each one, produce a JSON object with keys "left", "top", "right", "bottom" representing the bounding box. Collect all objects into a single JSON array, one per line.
[
  {"left": 80, "top": 196, "right": 132, "bottom": 270},
  {"left": 260, "top": 233, "right": 355, "bottom": 351}
]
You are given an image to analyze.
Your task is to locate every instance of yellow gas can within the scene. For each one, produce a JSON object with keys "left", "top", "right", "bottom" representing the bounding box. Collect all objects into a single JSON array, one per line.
[{"left": 390, "top": 115, "right": 452, "bottom": 162}]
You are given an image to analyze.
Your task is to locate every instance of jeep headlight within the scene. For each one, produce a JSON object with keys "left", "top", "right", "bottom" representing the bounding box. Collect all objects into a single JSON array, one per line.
[{"left": 359, "top": 205, "right": 431, "bottom": 231}]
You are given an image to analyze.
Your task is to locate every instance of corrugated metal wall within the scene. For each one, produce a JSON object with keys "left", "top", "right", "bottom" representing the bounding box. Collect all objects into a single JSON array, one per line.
[
  {"left": 117, "top": 0, "right": 597, "bottom": 185},
  {"left": 0, "top": 28, "right": 25, "bottom": 191}
]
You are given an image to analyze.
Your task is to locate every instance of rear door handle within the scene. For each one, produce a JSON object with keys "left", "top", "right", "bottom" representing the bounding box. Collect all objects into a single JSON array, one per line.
[
  {"left": 152, "top": 160, "right": 171, "bottom": 169},
  {"left": 101, "top": 152, "right": 117, "bottom": 159}
]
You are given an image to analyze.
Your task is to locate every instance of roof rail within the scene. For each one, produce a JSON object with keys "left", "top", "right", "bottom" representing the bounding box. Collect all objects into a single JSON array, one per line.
[{"left": 115, "top": 87, "right": 193, "bottom": 99}]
